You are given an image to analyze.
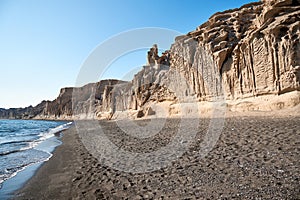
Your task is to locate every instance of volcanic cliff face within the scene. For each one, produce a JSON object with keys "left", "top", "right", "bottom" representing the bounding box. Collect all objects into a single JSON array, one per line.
[
  {"left": 1, "top": 0, "right": 299, "bottom": 119},
  {"left": 40, "top": 79, "right": 125, "bottom": 119},
  {"left": 0, "top": 101, "right": 48, "bottom": 119},
  {"left": 171, "top": 0, "right": 300, "bottom": 100},
  {"left": 0, "top": 80, "right": 123, "bottom": 120},
  {"left": 101, "top": 0, "right": 300, "bottom": 118}
]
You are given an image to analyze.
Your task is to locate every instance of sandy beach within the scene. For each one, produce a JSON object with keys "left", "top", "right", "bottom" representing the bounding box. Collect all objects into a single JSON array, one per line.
[
  {"left": 1, "top": 0, "right": 299, "bottom": 199},
  {"left": 13, "top": 112, "right": 300, "bottom": 199}
]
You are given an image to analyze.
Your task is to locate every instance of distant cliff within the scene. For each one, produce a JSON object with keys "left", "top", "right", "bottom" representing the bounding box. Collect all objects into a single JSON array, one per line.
[
  {"left": 37, "top": 79, "right": 126, "bottom": 120},
  {"left": 0, "top": 101, "right": 48, "bottom": 119},
  {"left": 0, "top": 80, "right": 123, "bottom": 120},
  {"left": 1, "top": 0, "right": 299, "bottom": 120}
]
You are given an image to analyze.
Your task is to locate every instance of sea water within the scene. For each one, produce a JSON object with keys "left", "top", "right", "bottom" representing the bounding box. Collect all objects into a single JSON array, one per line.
[{"left": 0, "top": 119, "right": 72, "bottom": 198}]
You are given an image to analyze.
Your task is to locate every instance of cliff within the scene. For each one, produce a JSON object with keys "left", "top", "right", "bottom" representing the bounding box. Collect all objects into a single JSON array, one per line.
[
  {"left": 0, "top": 80, "right": 124, "bottom": 120},
  {"left": 38, "top": 79, "right": 126, "bottom": 120},
  {"left": 172, "top": 0, "right": 299, "bottom": 99},
  {"left": 1, "top": 0, "right": 299, "bottom": 120},
  {"left": 99, "top": 0, "right": 300, "bottom": 118},
  {"left": 166, "top": 0, "right": 300, "bottom": 112},
  {"left": 0, "top": 101, "right": 48, "bottom": 119}
]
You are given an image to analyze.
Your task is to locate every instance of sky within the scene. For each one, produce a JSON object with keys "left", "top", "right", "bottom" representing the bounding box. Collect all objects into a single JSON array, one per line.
[{"left": 0, "top": 0, "right": 258, "bottom": 108}]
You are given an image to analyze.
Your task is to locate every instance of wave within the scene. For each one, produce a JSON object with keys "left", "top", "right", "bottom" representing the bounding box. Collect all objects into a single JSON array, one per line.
[
  {"left": 0, "top": 121, "right": 72, "bottom": 191},
  {"left": 0, "top": 129, "right": 16, "bottom": 133},
  {"left": 0, "top": 151, "right": 53, "bottom": 189},
  {"left": 38, "top": 122, "right": 72, "bottom": 141},
  {"left": 0, "top": 140, "right": 34, "bottom": 146},
  {"left": 0, "top": 149, "right": 23, "bottom": 156},
  {"left": 0, "top": 122, "right": 72, "bottom": 157},
  {"left": 25, "top": 121, "right": 72, "bottom": 152}
]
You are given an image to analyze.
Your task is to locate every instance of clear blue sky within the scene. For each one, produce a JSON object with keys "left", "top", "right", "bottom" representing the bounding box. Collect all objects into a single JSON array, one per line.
[{"left": 0, "top": 0, "right": 258, "bottom": 108}]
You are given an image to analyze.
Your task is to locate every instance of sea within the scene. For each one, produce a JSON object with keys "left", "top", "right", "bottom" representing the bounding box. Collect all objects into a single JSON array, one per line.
[{"left": 0, "top": 119, "right": 72, "bottom": 198}]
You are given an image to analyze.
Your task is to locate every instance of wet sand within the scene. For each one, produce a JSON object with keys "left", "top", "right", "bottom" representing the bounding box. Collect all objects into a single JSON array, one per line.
[{"left": 14, "top": 115, "right": 300, "bottom": 199}]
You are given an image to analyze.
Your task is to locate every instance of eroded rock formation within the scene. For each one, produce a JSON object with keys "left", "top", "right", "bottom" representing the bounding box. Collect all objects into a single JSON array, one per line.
[
  {"left": 1, "top": 79, "right": 124, "bottom": 119},
  {"left": 107, "top": 0, "right": 300, "bottom": 117},
  {"left": 1, "top": 0, "right": 299, "bottom": 119},
  {"left": 0, "top": 101, "right": 48, "bottom": 119},
  {"left": 174, "top": 0, "right": 300, "bottom": 99}
]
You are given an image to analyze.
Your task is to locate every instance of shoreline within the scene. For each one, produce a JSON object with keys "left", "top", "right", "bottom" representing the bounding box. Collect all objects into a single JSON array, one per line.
[
  {"left": 13, "top": 126, "right": 83, "bottom": 199},
  {"left": 0, "top": 133, "right": 63, "bottom": 199},
  {"left": 0, "top": 161, "right": 45, "bottom": 199},
  {"left": 13, "top": 113, "right": 300, "bottom": 199},
  {"left": 0, "top": 120, "right": 72, "bottom": 199}
]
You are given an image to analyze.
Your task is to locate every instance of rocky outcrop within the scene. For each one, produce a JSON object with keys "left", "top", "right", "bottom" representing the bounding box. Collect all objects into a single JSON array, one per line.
[
  {"left": 96, "top": 64, "right": 176, "bottom": 119},
  {"left": 0, "top": 80, "right": 123, "bottom": 119},
  {"left": 43, "top": 79, "right": 125, "bottom": 119},
  {"left": 172, "top": 0, "right": 300, "bottom": 100},
  {"left": 0, "top": 101, "right": 49, "bottom": 119}
]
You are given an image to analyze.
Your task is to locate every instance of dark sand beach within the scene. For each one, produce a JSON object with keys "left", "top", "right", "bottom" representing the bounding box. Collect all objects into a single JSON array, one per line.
[{"left": 13, "top": 113, "right": 300, "bottom": 200}]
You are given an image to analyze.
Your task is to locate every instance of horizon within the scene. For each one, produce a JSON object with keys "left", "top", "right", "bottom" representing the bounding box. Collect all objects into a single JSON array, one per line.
[{"left": 0, "top": 0, "right": 258, "bottom": 109}]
